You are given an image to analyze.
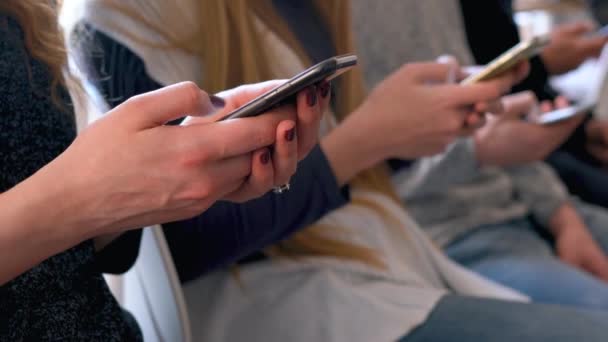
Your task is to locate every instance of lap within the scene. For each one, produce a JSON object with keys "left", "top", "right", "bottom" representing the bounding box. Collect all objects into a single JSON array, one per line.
[
  {"left": 400, "top": 295, "right": 608, "bottom": 342},
  {"left": 446, "top": 218, "right": 608, "bottom": 309}
]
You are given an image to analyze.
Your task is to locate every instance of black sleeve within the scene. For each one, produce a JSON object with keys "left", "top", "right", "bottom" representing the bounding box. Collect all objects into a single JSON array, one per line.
[{"left": 460, "top": 0, "right": 557, "bottom": 100}]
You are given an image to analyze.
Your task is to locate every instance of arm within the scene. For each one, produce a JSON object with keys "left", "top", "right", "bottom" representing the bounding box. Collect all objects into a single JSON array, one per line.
[
  {"left": 506, "top": 162, "right": 570, "bottom": 228},
  {"left": 391, "top": 139, "right": 481, "bottom": 199}
]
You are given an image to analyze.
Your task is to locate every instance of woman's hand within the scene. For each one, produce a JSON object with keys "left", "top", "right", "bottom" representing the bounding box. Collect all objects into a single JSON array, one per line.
[
  {"left": 321, "top": 60, "right": 527, "bottom": 185},
  {"left": 0, "top": 82, "right": 311, "bottom": 284},
  {"left": 551, "top": 203, "right": 608, "bottom": 282},
  {"left": 541, "top": 21, "right": 608, "bottom": 75},
  {"left": 474, "top": 91, "right": 582, "bottom": 167},
  {"left": 182, "top": 80, "right": 330, "bottom": 201}
]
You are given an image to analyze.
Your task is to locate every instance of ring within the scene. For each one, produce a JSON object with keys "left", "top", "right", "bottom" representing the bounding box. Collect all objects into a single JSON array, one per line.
[{"left": 273, "top": 183, "right": 291, "bottom": 194}]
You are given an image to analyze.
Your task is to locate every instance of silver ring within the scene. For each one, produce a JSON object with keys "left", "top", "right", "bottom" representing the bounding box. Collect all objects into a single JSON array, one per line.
[{"left": 273, "top": 183, "right": 291, "bottom": 194}]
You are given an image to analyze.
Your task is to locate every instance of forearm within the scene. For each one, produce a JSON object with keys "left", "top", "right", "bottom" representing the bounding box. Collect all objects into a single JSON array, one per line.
[
  {"left": 320, "top": 112, "right": 386, "bottom": 186},
  {"left": 548, "top": 202, "right": 586, "bottom": 237},
  {"left": 0, "top": 173, "right": 97, "bottom": 284}
]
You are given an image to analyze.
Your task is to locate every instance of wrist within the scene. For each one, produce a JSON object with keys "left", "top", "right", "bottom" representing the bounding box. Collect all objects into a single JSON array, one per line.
[
  {"left": 321, "top": 111, "right": 386, "bottom": 185},
  {"left": 549, "top": 203, "right": 585, "bottom": 237}
]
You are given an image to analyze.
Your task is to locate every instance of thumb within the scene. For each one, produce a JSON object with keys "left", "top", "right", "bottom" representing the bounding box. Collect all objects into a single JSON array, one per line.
[
  {"left": 560, "top": 21, "right": 594, "bottom": 36},
  {"left": 500, "top": 91, "right": 538, "bottom": 119},
  {"left": 118, "top": 82, "right": 225, "bottom": 130}
]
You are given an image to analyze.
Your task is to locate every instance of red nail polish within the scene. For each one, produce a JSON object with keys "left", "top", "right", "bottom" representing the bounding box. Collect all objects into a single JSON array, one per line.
[
  {"left": 319, "top": 81, "right": 331, "bottom": 98},
  {"left": 260, "top": 151, "right": 270, "bottom": 164},
  {"left": 210, "top": 95, "right": 226, "bottom": 109},
  {"left": 307, "top": 86, "right": 318, "bottom": 106},
  {"left": 285, "top": 128, "right": 296, "bottom": 142}
]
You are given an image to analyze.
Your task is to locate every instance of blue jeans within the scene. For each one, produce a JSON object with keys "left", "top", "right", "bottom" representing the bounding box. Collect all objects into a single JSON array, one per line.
[
  {"left": 400, "top": 295, "right": 608, "bottom": 341},
  {"left": 445, "top": 201, "right": 608, "bottom": 310}
]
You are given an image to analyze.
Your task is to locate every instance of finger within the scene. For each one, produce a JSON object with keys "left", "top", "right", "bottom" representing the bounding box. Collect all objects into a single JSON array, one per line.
[
  {"left": 205, "top": 154, "right": 252, "bottom": 184},
  {"left": 580, "top": 36, "right": 608, "bottom": 57},
  {"left": 182, "top": 113, "right": 287, "bottom": 159},
  {"left": 465, "top": 112, "right": 485, "bottom": 127},
  {"left": 475, "top": 99, "right": 504, "bottom": 114},
  {"left": 295, "top": 85, "right": 322, "bottom": 160},
  {"left": 273, "top": 120, "right": 298, "bottom": 185},
  {"left": 561, "top": 21, "right": 595, "bottom": 36},
  {"left": 119, "top": 82, "right": 224, "bottom": 129},
  {"left": 583, "top": 254, "right": 608, "bottom": 282},
  {"left": 436, "top": 55, "right": 461, "bottom": 84},
  {"left": 441, "top": 72, "right": 519, "bottom": 105},
  {"left": 497, "top": 91, "right": 537, "bottom": 118},
  {"left": 403, "top": 62, "right": 454, "bottom": 84},
  {"left": 540, "top": 100, "right": 554, "bottom": 113},
  {"left": 554, "top": 95, "right": 571, "bottom": 109},
  {"left": 223, "top": 148, "right": 274, "bottom": 202}
]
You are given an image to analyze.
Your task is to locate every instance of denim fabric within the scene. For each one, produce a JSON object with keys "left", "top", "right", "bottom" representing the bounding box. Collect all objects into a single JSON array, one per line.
[
  {"left": 445, "top": 201, "right": 608, "bottom": 310},
  {"left": 400, "top": 295, "right": 608, "bottom": 342}
]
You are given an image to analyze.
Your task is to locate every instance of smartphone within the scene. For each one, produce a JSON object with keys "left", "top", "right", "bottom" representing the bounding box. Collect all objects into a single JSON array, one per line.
[
  {"left": 461, "top": 35, "right": 550, "bottom": 85},
  {"left": 219, "top": 54, "right": 357, "bottom": 121},
  {"left": 533, "top": 103, "right": 591, "bottom": 125}
]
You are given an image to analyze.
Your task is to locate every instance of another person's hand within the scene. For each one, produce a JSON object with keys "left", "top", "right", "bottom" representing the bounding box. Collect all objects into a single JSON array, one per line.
[
  {"left": 321, "top": 60, "right": 528, "bottom": 185},
  {"left": 551, "top": 203, "right": 608, "bottom": 282},
  {"left": 183, "top": 80, "right": 330, "bottom": 202},
  {"left": 585, "top": 119, "right": 608, "bottom": 165},
  {"left": 541, "top": 21, "right": 608, "bottom": 75},
  {"left": 474, "top": 91, "right": 582, "bottom": 167}
]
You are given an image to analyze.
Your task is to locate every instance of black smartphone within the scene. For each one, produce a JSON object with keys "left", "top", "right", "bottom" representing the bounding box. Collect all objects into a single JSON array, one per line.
[{"left": 219, "top": 54, "right": 357, "bottom": 121}]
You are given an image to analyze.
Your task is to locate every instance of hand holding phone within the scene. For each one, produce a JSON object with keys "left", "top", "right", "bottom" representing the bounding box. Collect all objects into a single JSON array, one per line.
[{"left": 461, "top": 36, "right": 550, "bottom": 85}]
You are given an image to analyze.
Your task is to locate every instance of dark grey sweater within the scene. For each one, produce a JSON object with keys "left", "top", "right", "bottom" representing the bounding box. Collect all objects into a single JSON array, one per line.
[{"left": 0, "top": 15, "right": 141, "bottom": 341}]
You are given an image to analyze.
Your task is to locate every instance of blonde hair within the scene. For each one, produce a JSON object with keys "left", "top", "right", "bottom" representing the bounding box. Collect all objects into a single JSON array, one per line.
[
  {"left": 102, "top": 0, "right": 405, "bottom": 268},
  {"left": 0, "top": 0, "right": 83, "bottom": 111}
]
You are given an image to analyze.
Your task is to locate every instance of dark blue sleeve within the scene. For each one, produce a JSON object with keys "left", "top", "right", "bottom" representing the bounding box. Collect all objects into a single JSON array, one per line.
[
  {"left": 80, "top": 26, "right": 350, "bottom": 280},
  {"left": 163, "top": 146, "right": 349, "bottom": 282}
]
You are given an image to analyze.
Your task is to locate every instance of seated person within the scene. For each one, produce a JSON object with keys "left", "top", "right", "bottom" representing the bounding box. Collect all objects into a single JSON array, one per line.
[
  {"left": 463, "top": 0, "right": 608, "bottom": 208},
  {"left": 354, "top": 0, "right": 608, "bottom": 310},
  {"left": 70, "top": 0, "right": 608, "bottom": 341}
]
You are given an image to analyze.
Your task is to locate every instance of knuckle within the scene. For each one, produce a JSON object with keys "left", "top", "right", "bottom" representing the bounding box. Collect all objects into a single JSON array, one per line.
[{"left": 181, "top": 81, "right": 203, "bottom": 109}]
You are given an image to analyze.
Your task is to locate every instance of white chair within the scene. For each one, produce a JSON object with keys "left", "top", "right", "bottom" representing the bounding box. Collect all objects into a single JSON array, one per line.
[{"left": 121, "top": 226, "right": 192, "bottom": 342}]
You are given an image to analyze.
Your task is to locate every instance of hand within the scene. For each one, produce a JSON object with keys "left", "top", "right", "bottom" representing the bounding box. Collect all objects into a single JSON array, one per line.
[
  {"left": 474, "top": 91, "right": 582, "bottom": 167},
  {"left": 585, "top": 119, "right": 608, "bottom": 165},
  {"left": 321, "top": 60, "right": 528, "bottom": 185},
  {"left": 551, "top": 204, "right": 608, "bottom": 282},
  {"left": 15, "top": 82, "right": 297, "bottom": 237},
  {"left": 183, "top": 80, "right": 330, "bottom": 201},
  {"left": 541, "top": 21, "right": 608, "bottom": 75}
]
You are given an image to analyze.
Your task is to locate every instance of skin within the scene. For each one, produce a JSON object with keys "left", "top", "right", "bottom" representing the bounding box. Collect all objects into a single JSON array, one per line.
[
  {"left": 321, "top": 60, "right": 529, "bottom": 186},
  {"left": 0, "top": 81, "right": 329, "bottom": 285},
  {"left": 475, "top": 91, "right": 583, "bottom": 167},
  {"left": 541, "top": 21, "right": 608, "bottom": 76}
]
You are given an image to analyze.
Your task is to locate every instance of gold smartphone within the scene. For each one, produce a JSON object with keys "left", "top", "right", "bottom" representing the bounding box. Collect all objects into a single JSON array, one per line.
[{"left": 461, "top": 35, "right": 550, "bottom": 85}]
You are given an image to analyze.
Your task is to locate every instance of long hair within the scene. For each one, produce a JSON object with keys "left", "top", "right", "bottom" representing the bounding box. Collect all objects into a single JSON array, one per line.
[{"left": 99, "top": 0, "right": 406, "bottom": 268}]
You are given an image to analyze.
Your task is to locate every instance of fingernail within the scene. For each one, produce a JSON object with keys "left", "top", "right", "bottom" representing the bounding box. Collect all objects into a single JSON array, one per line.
[
  {"left": 260, "top": 151, "right": 270, "bottom": 165},
  {"left": 285, "top": 128, "right": 296, "bottom": 142},
  {"left": 210, "top": 95, "right": 226, "bottom": 109},
  {"left": 319, "top": 81, "right": 331, "bottom": 98},
  {"left": 307, "top": 86, "right": 318, "bottom": 106}
]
